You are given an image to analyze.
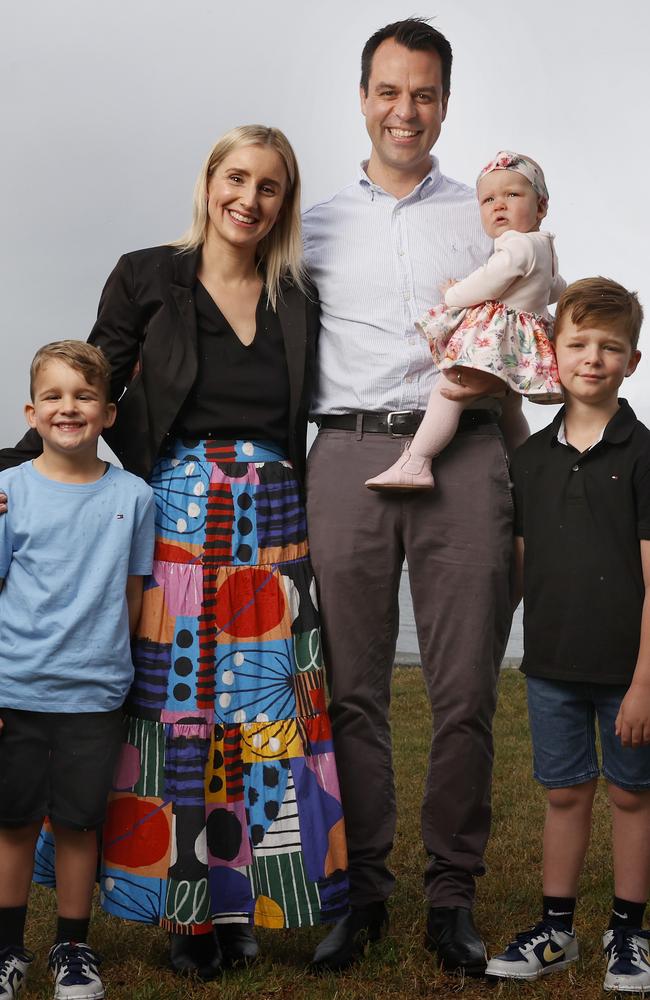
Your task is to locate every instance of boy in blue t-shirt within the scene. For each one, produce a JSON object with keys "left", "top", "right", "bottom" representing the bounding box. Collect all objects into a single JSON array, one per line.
[
  {"left": 486, "top": 278, "right": 650, "bottom": 993},
  {"left": 0, "top": 341, "right": 154, "bottom": 1000}
]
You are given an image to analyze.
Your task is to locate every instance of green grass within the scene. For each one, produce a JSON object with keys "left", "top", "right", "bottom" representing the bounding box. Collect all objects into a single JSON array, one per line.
[{"left": 23, "top": 670, "right": 618, "bottom": 998}]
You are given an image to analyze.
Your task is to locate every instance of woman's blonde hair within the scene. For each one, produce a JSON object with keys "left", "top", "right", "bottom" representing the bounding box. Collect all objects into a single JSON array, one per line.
[{"left": 172, "top": 125, "right": 306, "bottom": 309}]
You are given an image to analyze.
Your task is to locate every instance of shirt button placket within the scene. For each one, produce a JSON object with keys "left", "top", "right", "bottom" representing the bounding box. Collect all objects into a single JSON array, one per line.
[
  {"left": 395, "top": 207, "right": 417, "bottom": 404},
  {"left": 394, "top": 209, "right": 409, "bottom": 293}
]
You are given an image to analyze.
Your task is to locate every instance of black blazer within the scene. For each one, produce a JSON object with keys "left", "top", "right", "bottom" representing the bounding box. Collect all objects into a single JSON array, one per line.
[{"left": 1, "top": 246, "right": 319, "bottom": 485}]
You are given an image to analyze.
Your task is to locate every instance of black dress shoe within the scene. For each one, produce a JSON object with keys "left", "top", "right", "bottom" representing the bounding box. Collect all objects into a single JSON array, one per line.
[
  {"left": 310, "top": 902, "right": 389, "bottom": 972},
  {"left": 168, "top": 931, "right": 223, "bottom": 980},
  {"left": 425, "top": 906, "right": 487, "bottom": 976},
  {"left": 215, "top": 924, "right": 259, "bottom": 966}
]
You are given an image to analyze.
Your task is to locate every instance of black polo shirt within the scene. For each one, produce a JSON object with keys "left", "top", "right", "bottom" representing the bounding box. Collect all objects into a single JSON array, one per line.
[{"left": 512, "top": 400, "right": 650, "bottom": 685}]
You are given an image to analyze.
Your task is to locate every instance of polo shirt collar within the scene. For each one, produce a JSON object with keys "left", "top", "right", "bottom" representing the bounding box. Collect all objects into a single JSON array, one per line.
[
  {"left": 548, "top": 407, "right": 566, "bottom": 446},
  {"left": 551, "top": 398, "right": 637, "bottom": 448},
  {"left": 357, "top": 156, "right": 442, "bottom": 200},
  {"left": 603, "top": 398, "right": 637, "bottom": 443},
  {"left": 556, "top": 420, "right": 604, "bottom": 449}
]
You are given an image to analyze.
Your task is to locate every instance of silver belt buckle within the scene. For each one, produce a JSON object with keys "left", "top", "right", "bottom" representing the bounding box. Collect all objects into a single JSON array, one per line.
[{"left": 386, "top": 409, "right": 416, "bottom": 437}]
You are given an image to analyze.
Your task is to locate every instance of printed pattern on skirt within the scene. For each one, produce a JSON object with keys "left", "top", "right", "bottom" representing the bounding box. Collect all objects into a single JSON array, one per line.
[
  {"left": 418, "top": 299, "right": 563, "bottom": 403},
  {"left": 35, "top": 438, "right": 348, "bottom": 932}
]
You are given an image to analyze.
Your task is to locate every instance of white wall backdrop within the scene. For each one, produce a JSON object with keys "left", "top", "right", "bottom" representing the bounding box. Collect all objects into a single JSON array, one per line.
[{"left": 2, "top": 0, "right": 649, "bottom": 443}]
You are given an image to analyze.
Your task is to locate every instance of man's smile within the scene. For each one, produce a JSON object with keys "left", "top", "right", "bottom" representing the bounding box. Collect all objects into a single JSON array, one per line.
[{"left": 386, "top": 127, "right": 419, "bottom": 139}]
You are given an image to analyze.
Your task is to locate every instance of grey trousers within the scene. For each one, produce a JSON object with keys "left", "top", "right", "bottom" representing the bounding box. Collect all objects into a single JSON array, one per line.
[{"left": 306, "top": 424, "right": 513, "bottom": 908}]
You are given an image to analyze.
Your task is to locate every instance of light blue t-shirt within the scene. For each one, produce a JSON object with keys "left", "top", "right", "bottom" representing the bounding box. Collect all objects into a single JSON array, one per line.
[{"left": 0, "top": 461, "right": 155, "bottom": 712}]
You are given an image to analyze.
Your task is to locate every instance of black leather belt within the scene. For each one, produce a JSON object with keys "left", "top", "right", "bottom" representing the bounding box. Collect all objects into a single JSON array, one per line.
[{"left": 317, "top": 409, "right": 497, "bottom": 436}]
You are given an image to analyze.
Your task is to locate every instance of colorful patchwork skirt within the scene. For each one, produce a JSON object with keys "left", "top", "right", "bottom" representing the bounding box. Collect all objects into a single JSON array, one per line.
[
  {"left": 418, "top": 299, "right": 563, "bottom": 403},
  {"left": 35, "top": 438, "right": 348, "bottom": 932}
]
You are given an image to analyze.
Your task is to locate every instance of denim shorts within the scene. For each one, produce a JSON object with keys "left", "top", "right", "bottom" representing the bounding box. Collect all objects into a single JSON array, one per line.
[{"left": 526, "top": 676, "right": 650, "bottom": 791}]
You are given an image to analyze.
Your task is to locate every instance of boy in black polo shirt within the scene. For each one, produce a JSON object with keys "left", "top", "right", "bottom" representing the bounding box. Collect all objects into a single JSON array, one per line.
[{"left": 486, "top": 278, "right": 650, "bottom": 992}]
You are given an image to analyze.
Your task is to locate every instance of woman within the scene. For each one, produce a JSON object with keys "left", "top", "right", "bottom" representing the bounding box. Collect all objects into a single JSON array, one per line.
[{"left": 3, "top": 126, "right": 348, "bottom": 978}]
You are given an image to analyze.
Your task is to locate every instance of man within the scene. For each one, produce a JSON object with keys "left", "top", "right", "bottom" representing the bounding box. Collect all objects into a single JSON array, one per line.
[{"left": 303, "top": 18, "right": 514, "bottom": 976}]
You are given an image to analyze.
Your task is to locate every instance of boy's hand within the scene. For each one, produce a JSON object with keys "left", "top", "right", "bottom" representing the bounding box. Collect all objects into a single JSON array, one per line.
[
  {"left": 615, "top": 683, "right": 650, "bottom": 746},
  {"left": 0, "top": 493, "right": 6, "bottom": 515}
]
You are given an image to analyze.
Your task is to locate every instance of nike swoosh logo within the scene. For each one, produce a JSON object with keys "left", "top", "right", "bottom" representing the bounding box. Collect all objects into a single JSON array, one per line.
[{"left": 543, "top": 944, "right": 565, "bottom": 962}]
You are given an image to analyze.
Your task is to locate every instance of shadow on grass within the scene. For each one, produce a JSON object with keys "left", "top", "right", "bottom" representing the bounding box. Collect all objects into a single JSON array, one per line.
[{"left": 23, "top": 670, "right": 616, "bottom": 999}]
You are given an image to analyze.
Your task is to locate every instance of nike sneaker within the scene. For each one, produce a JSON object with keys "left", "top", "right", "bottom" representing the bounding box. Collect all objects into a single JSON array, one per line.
[
  {"left": 48, "top": 942, "right": 105, "bottom": 999},
  {"left": 603, "top": 927, "right": 650, "bottom": 993},
  {"left": 0, "top": 947, "right": 34, "bottom": 999},
  {"left": 486, "top": 921, "right": 578, "bottom": 980}
]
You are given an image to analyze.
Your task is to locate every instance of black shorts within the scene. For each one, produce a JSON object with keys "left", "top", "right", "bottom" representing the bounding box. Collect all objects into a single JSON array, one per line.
[{"left": 0, "top": 708, "right": 124, "bottom": 831}]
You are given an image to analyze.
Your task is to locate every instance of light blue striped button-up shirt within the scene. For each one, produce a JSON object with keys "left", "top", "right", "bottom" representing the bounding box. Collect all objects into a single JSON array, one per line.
[{"left": 303, "top": 158, "right": 492, "bottom": 416}]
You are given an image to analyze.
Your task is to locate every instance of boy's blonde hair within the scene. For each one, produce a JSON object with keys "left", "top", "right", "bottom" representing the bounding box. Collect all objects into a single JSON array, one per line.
[
  {"left": 30, "top": 341, "right": 111, "bottom": 401},
  {"left": 171, "top": 124, "right": 306, "bottom": 310},
  {"left": 555, "top": 277, "right": 644, "bottom": 350}
]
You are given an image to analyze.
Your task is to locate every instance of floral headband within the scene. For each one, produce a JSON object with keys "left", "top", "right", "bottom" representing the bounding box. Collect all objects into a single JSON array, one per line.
[{"left": 477, "top": 150, "right": 549, "bottom": 207}]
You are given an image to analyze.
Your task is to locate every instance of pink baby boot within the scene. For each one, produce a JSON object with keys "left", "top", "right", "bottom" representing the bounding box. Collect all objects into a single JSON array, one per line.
[{"left": 365, "top": 448, "right": 435, "bottom": 492}]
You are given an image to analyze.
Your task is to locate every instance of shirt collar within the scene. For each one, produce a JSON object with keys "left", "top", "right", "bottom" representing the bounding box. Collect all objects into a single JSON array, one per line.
[
  {"left": 556, "top": 420, "right": 604, "bottom": 450},
  {"left": 603, "top": 398, "right": 638, "bottom": 443},
  {"left": 552, "top": 399, "right": 637, "bottom": 449},
  {"left": 357, "top": 156, "right": 442, "bottom": 200}
]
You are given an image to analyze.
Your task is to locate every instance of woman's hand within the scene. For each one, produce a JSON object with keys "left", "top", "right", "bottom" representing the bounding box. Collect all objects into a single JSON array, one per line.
[
  {"left": 440, "top": 278, "right": 458, "bottom": 295},
  {"left": 0, "top": 493, "right": 6, "bottom": 515}
]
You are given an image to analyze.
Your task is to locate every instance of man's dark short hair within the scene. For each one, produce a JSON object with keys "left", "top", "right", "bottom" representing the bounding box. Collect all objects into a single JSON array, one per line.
[{"left": 360, "top": 17, "right": 453, "bottom": 97}]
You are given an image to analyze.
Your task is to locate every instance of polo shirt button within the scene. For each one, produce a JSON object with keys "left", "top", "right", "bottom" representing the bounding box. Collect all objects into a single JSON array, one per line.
[{"left": 572, "top": 464, "right": 579, "bottom": 472}]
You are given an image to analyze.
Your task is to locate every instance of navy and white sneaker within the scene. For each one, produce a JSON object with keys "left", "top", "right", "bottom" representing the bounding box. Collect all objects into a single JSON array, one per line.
[
  {"left": 603, "top": 928, "right": 650, "bottom": 993},
  {"left": 485, "top": 921, "right": 579, "bottom": 980},
  {"left": 48, "top": 942, "right": 105, "bottom": 1000},
  {"left": 0, "top": 946, "right": 34, "bottom": 999}
]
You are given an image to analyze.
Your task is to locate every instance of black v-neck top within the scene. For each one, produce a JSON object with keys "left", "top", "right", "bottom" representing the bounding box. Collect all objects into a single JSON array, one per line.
[{"left": 173, "top": 280, "right": 290, "bottom": 445}]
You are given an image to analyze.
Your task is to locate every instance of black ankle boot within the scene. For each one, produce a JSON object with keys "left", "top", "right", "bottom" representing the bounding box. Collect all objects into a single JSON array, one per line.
[
  {"left": 310, "top": 902, "right": 389, "bottom": 972},
  {"left": 425, "top": 906, "right": 487, "bottom": 976},
  {"left": 168, "top": 931, "right": 223, "bottom": 980},
  {"left": 215, "top": 924, "right": 259, "bottom": 966}
]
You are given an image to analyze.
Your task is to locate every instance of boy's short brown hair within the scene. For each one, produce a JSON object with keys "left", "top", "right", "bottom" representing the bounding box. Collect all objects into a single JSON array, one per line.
[
  {"left": 554, "top": 277, "right": 644, "bottom": 350},
  {"left": 30, "top": 340, "right": 111, "bottom": 401}
]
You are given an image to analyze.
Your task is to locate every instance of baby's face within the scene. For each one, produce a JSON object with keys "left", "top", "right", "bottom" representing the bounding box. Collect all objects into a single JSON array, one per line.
[{"left": 478, "top": 170, "right": 545, "bottom": 239}]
